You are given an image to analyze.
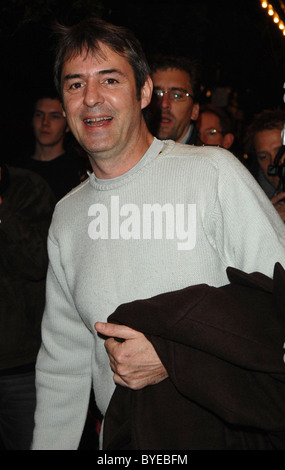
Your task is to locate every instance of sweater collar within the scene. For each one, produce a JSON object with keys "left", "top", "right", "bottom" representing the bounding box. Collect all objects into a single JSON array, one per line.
[{"left": 89, "top": 137, "right": 166, "bottom": 190}]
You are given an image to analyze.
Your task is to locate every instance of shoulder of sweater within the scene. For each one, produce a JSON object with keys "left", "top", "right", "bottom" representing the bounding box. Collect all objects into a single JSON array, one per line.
[
  {"left": 161, "top": 141, "right": 241, "bottom": 170},
  {"left": 53, "top": 142, "right": 245, "bottom": 212}
]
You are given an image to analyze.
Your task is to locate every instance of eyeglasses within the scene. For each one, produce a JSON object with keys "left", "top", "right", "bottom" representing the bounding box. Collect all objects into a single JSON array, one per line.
[
  {"left": 196, "top": 128, "right": 225, "bottom": 147},
  {"left": 153, "top": 89, "right": 194, "bottom": 102},
  {"left": 199, "top": 129, "right": 224, "bottom": 139}
]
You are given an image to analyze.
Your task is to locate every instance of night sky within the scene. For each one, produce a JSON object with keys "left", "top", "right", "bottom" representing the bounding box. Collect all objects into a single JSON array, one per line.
[{"left": 1, "top": 0, "right": 284, "bottom": 162}]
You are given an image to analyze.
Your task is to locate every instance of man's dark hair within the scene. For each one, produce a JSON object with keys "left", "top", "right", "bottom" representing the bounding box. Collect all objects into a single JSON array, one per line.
[
  {"left": 32, "top": 89, "right": 62, "bottom": 112},
  {"left": 53, "top": 17, "right": 150, "bottom": 100},
  {"left": 148, "top": 55, "right": 200, "bottom": 103},
  {"left": 199, "top": 103, "right": 234, "bottom": 135}
]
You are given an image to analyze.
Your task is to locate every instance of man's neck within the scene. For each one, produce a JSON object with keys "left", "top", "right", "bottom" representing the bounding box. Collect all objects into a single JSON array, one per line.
[
  {"left": 32, "top": 143, "right": 65, "bottom": 162},
  {"left": 89, "top": 127, "right": 154, "bottom": 180},
  {"left": 179, "top": 124, "right": 193, "bottom": 144}
]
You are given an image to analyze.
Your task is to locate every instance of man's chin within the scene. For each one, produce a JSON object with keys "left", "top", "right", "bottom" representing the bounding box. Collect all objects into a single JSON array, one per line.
[{"left": 157, "top": 129, "right": 174, "bottom": 141}]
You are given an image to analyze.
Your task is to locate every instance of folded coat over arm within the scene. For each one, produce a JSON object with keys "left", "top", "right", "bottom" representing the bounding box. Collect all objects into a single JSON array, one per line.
[{"left": 103, "top": 263, "right": 285, "bottom": 450}]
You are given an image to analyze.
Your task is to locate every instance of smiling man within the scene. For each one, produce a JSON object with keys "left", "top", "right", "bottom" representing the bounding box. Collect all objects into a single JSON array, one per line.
[
  {"left": 61, "top": 45, "right": 153, "bottom": 177},
  {"left": 32, "top": 18, "right": 285, "bottom": 450}
]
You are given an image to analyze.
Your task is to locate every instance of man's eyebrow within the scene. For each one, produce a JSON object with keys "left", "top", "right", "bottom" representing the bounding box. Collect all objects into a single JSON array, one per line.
[
  {"left": 63, "top": 73, "right": 83, "bottom": 82},
  {"left": 34, "top": 109, "right": 62, "bottom": 115},
  {"left": 98, "top": 68, "right": 124, "bottom": 76},
  {"left": 63, "top": 69, "right": 125, "bottom": 81}
]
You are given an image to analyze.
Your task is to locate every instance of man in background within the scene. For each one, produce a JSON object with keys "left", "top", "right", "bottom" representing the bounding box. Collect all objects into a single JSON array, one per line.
[
  {"left": 196, "top": 103, "right": 235, "bottom": 150},
  {"left": 0, "top": 158, "right": 55, "bottom": 449},
  {"left": 22, "top": 91, "right": 88, "bottom": 200},
  {"left": 148, "top": 55, "right": 199, "bottom": 144},
  {"left": 244, "top": 109, "right": 285, "bottom": 221}
]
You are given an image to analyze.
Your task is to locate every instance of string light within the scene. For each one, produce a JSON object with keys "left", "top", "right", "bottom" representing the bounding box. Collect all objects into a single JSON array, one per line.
[{"left": 259, "top": 0, "right": 285, "bottom": 37}]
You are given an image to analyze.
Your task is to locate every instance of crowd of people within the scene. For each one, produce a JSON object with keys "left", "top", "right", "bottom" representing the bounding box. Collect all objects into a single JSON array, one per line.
[{"left": 0, "top": 16, "right": 285, "bottom": 451}]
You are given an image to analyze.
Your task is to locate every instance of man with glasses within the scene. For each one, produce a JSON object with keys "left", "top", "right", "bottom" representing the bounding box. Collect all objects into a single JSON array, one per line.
[
  {"left": 148, "top": 55, "right": 199, "bottom": 144},
  {"left": 196, "top": 103, "right": 235, "bottom": 149}
]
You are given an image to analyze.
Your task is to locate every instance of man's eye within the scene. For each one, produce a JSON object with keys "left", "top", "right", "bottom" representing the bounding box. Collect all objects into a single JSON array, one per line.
[
  {"left": 70, "top": 82, "right": 83, "bottom": 90},
  {"left": 104, "top": 78, "right": 119, "bottom": 85},
  {"left": 257, "top": 155, "right": 267, "bottom": 161}
]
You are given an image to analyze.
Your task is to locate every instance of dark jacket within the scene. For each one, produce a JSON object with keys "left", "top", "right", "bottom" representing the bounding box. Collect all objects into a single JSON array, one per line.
[
  {"left": 0, "top": 165, "right": 55, "bottom": 371},
  {"left": 103, "top": 263, "right": 285, "bottom": 450}
]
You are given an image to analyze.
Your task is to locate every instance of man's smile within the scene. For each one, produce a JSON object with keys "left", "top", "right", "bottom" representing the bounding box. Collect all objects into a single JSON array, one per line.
[{"left": 83, "top": 116, "right": 113, "bottom": 127}]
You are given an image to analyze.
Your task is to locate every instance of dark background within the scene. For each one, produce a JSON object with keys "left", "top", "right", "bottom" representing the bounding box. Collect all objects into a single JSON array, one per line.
[{"left": 0, "top": 0, "right": 284, "bottom": 163}]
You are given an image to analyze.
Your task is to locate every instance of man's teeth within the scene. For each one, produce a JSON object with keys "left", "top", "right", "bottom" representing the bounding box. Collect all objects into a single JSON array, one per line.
[{"left": 84, "top": 117, "right": 112, "bottom": 123}]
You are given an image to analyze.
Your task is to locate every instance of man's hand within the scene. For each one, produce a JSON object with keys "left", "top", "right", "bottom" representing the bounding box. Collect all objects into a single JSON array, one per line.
[
  {"left": 95, "top": 322, "right": 168, "bottom": 390},
  {"left": 271, "top": 192, "right": 285, "bottom": 221}
]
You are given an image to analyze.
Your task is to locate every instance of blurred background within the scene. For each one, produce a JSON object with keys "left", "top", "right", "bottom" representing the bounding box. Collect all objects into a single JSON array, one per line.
[{"left": 0, "top": 0, "right": 284, "bottom": 162}]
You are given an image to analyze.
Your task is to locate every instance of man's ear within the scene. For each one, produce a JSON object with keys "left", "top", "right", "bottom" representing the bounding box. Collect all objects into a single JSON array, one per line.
[
  {"left": 190, "top": 103, "right": 199, "bottom": 121},
  {"left": 141, "top": 75, "right": 153, "bottom": 110},
  {"left": 222, "top": 132, "right": 235, "bottom": 149}
]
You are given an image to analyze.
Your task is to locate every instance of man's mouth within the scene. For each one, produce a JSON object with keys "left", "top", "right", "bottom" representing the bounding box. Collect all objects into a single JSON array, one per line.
[
  {"left": 160, "top": 115, "right": 172, "bottom": 125},
  {"left": 83, "top": 117, "right": 112, "bottom": 126}
]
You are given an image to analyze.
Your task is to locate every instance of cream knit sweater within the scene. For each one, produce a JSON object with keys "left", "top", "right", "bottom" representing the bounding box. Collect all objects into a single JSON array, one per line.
[{"left": 32, "top": 138, "right": 285, "bottom": 449}]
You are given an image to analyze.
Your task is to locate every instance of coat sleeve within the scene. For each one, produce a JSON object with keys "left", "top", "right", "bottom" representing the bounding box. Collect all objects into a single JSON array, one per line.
[
  {"left": 109, "top": 266, "right": 285, "bottom": 432},
  {"left": 0, "top": 170, "right": 55, "bottom": 280},
  {"left": 150, "top": 334, "right": 285, "bottom": 431}
]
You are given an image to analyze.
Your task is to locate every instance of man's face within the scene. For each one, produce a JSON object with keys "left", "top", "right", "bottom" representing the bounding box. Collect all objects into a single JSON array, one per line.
[
  {"left": 32, "top": 98, "right": 68, "bottom": 147},
  {"left": 254, "top": 129, "right": 283, "bottom": 188},
  {"left": 196, "top": 112, "right": 233, "bottom": 149},
  {"left": 61, "top": 44, "right": 151, "bottom": 166},
  {"left": 150, "top": 68, "right": 199, "bottom": 142}
]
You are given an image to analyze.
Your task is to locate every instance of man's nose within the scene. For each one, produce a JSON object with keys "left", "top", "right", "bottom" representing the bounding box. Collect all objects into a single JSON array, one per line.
[
  {"left": 160, "top": 92, "right": 171, "bottom": 108},
  {"left": 83, "top": 80, "right": 104, "bottom": 107},
  {"left": 42, "top": 114, "right": 50, "bottom": 126}
]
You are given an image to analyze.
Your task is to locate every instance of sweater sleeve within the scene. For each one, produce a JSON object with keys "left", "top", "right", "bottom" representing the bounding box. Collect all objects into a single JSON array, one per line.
[
  {"left": 31, "top": 234, "right": 94, "bottom": 450},
  {"left": 204, "top": 149, "right": 285, "bottom": 276}
]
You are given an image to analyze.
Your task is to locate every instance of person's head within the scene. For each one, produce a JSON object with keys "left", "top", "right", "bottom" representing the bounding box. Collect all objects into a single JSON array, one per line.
[
  {"left": 52, "top": 17, "right": 153, "bottom": 168},
  {"left": 196, "top": 104, "right": 234, "bottom": 149},
  {"left": 148, "top": 55, "right": 200, "bottom": 142},
  {"left": 53, "top": 17, "right": 151, "bottom": 102},
  {"left": 32, "top": 92, "right": 69, "bottom": 149},
  {"left": 245, "top": 109, "right": 285, "bottom": 188}
]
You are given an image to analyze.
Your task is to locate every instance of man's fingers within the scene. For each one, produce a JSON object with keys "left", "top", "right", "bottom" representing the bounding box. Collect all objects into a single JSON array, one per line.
[{"left": 95, "top": 321, "right": 140, "bottom": 340}]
